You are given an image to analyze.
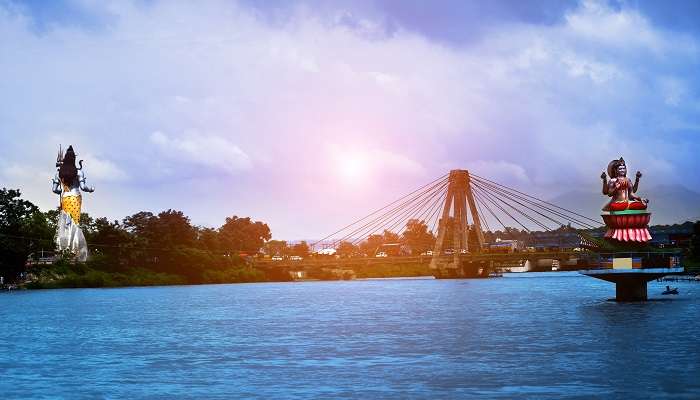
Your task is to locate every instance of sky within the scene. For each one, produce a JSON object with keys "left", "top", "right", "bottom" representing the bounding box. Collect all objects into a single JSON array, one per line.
[{"left": 1, "top": 0, "right": 699, "bottom": 239}]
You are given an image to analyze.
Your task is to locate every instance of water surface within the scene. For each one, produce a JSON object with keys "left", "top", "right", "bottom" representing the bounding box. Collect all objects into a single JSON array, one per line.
[{"left": 1, "top": 273, "right": 699, "bottom": 399}]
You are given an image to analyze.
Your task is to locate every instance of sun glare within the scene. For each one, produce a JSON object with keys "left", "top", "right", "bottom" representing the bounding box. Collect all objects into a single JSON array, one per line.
[{"left": 337, "top": 152, "right": 369, "bottom": 182}]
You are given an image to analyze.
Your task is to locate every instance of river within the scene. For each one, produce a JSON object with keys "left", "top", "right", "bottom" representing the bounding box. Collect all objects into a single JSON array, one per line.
[{"left": 1, "top": 272, "right": 698, "bottom": 399}]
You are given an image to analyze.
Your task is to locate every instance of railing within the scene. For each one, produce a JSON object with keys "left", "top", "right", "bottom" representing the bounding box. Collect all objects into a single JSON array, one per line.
[{"left": 254, "top": 250, "right": 596, "bottom": 268}]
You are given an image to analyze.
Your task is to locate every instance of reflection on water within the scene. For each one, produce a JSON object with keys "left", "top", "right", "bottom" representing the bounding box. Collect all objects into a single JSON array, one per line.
[{"left": 0, "top": 273, "right": 698, "bottom": 399}]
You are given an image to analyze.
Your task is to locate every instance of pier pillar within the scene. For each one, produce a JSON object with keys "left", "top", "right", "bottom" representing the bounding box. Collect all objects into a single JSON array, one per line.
[
  {"left": 614, "top": 277, "right": 648, "bottom": 301},
  {"left": 579, "top": 268, "right": 682, "bottom": 301}
]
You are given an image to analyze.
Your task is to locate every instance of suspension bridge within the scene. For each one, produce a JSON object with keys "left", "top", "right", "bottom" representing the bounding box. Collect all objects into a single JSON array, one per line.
[{"left": 255, "top": 169, "right": 607, "bottom": 279}]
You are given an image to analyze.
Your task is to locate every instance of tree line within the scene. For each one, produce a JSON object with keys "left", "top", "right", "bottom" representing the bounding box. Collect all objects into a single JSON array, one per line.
[
  {"left": 0, "top": 188, "right": 278, "bottom": 286},
  {"left": 2, "top": 187, "right": 698, "bottom": 286}
]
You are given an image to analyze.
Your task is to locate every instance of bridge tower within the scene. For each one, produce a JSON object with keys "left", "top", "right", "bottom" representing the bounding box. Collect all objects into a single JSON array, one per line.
[{"left": 430, "top": 170, "right": 485, "bottom": 273}]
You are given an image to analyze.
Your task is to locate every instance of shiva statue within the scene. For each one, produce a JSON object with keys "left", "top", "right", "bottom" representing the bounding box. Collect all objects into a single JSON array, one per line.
[
  {"left": 600, "top": 157, "right": 648, "bottom": 211},
  {"left": 52, "top": 145, "right": 94, "bottom": 261}
]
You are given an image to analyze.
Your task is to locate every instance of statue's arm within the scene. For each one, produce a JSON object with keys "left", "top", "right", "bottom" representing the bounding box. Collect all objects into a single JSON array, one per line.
[
  {"left": 78, "top": 170, "right": 95, "bottom": 193},
  {"left": 633, "top": 171, "right": 642, "bottom": 193},
  {"left": 601, "top": 172, "right": 608, "bottom": 195},
  {"left": 627, "top": 178, "right": 644, "bottom": 201},
  {"left": 51, "top": 173, "right": 62, "bottom": 194}
]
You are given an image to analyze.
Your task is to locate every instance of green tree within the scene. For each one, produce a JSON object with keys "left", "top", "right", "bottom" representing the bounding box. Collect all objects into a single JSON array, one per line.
[
  {"left": 359, "top": 234, "right": 384, "bottom": 256},
  {"left": 382, "top": 229, "right": 400, "bottom": 244},
  {"left": 336, "top": 241, "right": 358, "bottom": 257},
  {"left": 401, "top": 219, "right": 435, "bottom": 255},
  {"left": 219, "top": 216, "right": 271, "bottom": 255},
  {"left": 197, "top": 227, "right": 222, "bottom": 253},
  {"left": 0, "top": 189, "right": 53, "bottom": 281},
  {"left": 291, "top": 241, "right": 310, "bottom": 257},
  {"left": 690, "top": 221, "right": 700, "bottom": 260},
  {"left": 265, "top": 240, "right": 288, "bottom": 256},
  {"left": 84, "top": 217, "right": 132, "bottom": 272}
]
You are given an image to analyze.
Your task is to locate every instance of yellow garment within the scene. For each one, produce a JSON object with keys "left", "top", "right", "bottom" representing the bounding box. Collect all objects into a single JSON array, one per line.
[{"left": 61, "top": 195, "right": 82, "bottom": 224}]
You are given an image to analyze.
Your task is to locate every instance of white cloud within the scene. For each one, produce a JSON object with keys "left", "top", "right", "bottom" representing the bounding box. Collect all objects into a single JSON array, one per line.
[
  {"left": 150, "top": 131, "right": 252, "bottom": 174},
  {"left": 466, "top": 160, "right": 530, "bottom": 184},
  {"left": 0, "top": 0, "right": 698, "bottom": 236},
  {"left": 81, "top": 154, "right": 129, "bottom": 182},
  {"left": 564, "top": 0, "right": 662, "bottom": 51}
]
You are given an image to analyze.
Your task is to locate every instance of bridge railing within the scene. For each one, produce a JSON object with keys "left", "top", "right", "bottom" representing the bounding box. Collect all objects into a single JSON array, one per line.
[{"left": 253, "top": 250, "right": 598, "bottom": 268}]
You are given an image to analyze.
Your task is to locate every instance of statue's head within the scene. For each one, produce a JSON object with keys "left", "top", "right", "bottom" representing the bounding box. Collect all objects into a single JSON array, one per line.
[
  {"left": 59, "top": 145, "right": 78, "bottom": 184},
  {"left": 63, "top": 146, "right": 76, "bottom": 163},
  {"left": 607, "top": 157, "right": 627, "bottom": 178}
]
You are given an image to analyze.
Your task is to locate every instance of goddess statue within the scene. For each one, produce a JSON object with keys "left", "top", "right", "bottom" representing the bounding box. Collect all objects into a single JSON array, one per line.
[
  {"left": 52, "top": 145, "right": 94, "bottom": 261},
  {"left": 601, "top": 157, "right": 648, "bottom": 211},
  {"left": 600, "top": 157, "right": 651, "bottom": 242}
]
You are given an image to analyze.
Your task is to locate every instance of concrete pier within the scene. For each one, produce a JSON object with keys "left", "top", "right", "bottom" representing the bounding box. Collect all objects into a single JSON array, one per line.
[{"left": 579, "top": 268, "right": 684, "bottom": 301}]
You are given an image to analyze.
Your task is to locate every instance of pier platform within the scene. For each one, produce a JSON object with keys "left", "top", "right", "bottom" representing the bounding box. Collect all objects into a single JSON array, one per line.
[{"left": 579, "top": 268, "right": 684, "bottom": 301}]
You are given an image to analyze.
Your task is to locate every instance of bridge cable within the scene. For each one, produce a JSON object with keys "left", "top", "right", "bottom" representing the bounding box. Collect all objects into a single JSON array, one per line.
[
  {"left": 472, "top": 180, "right": 567, "bottom": 229},
  {"left": 318, "top": 175, "right": 448, "bottom": 249},
  {"left": 470, "top": 177, "right": 598, "bottom": 229},
  {"left": 472, "top": 193, "right": 491, "bottom": 233},
  {"left": 329, "top": 177, "right": 449, "bottom": 248},
  {"left": 347, "top": 179, "right": 449, "bottom": 247},
  {"left": 471, "top": 187, "right": 511, "bottom": 233},
  {"left": 310, "top": 173, "right": 448, "bottom": 249},
  {"left": 481, "top": 187, "right": 552, "bottom": 231},
  {"left": 381, "top": 182, "right": 450, "bottom": 239},
  {"left": 341, "top": 178, "right": 448, "bottom": 247},
  {"left": 471, "top": 184, "right": 531, "bottom": 233},
  {"left": 470, "top": 174, "right": 601, "bottom": 225},
  {"left": 472, "top": 182, "right": 554, "bottom": 231},
  {"left": 414, "top": 186, "right": 450, "bottom": 234},
  {"left": 428, "top": 189, "right": 449, "bottom": 236}
]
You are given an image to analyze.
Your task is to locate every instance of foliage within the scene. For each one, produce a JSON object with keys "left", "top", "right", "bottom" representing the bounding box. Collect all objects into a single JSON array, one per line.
[
  {"left": 336, "top": 241, "right": 359, "bottom": 257},
  {"left": 1, "top": 187, "right": 278, "bottom": 287},
  {"left": 0, "top": 189, "right": 54, "bottom": 281},
  {"left": 401, "top": 219, "right": 435, "bottom": 255},
  {"left": 265, "top": 240, "right": 288, "bottom": 256},
  {"left": 359, "top": 234, "right": 384, "bottom": 256},
  {"left": 291, "top": 241, "right": 310, "bottom": 257},
  {"left": 219, "top": 216, "right": 271, "bottom": 254}
]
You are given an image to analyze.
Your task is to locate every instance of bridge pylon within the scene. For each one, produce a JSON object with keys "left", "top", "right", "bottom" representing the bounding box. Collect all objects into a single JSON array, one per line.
[{"left": 430, "top": 170, "right": 485, "bottom": 273}]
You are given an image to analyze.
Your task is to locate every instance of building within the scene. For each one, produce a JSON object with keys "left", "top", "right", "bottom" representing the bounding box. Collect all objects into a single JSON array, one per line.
[
  {"left": 528, "top": 229, "right": 581, "bottom": 250},
  {"left": 488, "top": 238, "right": 522, "bottom": 253}
]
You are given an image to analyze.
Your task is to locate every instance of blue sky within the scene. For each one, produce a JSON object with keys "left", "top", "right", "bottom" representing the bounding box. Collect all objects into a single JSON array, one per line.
[{"left": 1, "top": 0, "right": 699, "bottom": 239}]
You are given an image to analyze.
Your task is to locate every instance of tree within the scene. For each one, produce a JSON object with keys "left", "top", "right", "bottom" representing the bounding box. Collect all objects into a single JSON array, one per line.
[
  {"left": 291, "top": 241, "right": 310, "bottom": 257},
  {"left": 219, "top": 216, "right": 271, "bottom": 254},
  {"left": 265, "top": 240, "right": 288, "bottom": 256},
  {"left": 123, "top": 211, "right": 156, "bottom": 237},
  {"left": 0, "top": 189, "right": 53, "bottom": 281},
  {"left": 382, "top": 229, "right": 400, "bottom": 244},
  {"left": 83, "top": 217, "right": 132, "bottom": 271},
  {"left": 359, "top": 234, "right": 384, "bottom": 256},
  {"left": 153, "top": 209, "right": 197, "bottom": 248},
  {"left": 401, "top": 219, "right": 435, "bottom": 255},
  {"left": 336, "top": 241, "right": 358, "bottom": 257},
  {"left": 197, "top": 227, "right": 222, "bottom": 253},
  {"left": 690, "top": 221, "right": 700, "bottom": 260}
]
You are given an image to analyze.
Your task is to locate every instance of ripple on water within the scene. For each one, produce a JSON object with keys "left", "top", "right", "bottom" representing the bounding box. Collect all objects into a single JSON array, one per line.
[{"left": 0, "top": 274, "right": 699, "bottom": 399}]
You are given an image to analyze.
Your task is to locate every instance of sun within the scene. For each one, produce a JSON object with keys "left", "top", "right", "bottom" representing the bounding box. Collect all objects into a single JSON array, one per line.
[{"left": 337, "top": 152, "right": 369, "bottom": 182}]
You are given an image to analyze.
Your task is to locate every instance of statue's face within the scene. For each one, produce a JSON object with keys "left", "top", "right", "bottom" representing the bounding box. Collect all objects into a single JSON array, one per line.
[{"left": 616, "top": 163, "right": 627, "bottom": 177}]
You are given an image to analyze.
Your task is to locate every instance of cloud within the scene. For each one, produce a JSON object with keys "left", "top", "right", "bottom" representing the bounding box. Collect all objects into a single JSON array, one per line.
[
  {"left": 466, "top": 160, "right": 530, "bottom": 184},
  {"left": 80, "top": 154, "right": 129, "bottom": 182},
  {"left": 150, "top": 131, "right": 252, "bottom": 174},
  {"left": 564, "top": 0, "right": 663, "bottom": 51},
  {"left": 0, "top": 0, "right": 699, "bottom": 237}
]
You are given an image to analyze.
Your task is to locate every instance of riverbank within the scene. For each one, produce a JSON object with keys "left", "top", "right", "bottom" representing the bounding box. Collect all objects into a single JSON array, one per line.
[
  {"left": 22, "top": 263, "right": 273, "bottom": 290},
  {"left": 18, "top": 258, "right": 700, "bottom": 290}
]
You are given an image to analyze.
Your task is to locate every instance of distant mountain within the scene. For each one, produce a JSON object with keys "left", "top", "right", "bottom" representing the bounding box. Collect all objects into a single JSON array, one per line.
[{"left": 548, "top": 184, "right": 700, "bottom": 225}]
